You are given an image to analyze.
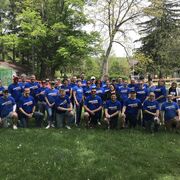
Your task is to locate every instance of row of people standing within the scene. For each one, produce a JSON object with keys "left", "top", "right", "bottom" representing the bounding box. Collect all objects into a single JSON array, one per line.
[{"left": 0, "top": 74, "right": 180, "bottom": 131}]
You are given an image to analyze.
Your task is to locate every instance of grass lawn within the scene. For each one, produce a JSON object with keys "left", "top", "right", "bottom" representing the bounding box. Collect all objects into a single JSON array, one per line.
[{"left": 0, "top": 128, "right": 179, "bottom": 180}]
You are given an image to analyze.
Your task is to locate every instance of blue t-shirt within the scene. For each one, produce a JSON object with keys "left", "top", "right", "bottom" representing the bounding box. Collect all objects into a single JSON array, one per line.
[
  {"left": 148, "top": 85, "right": 156, "bottom": 93},
  {"left": 38, "top": 87, "right": 49, "bottom": 102},
  {"left": 96, "top": 87, "right": 104, "bottom": 99},
  {"left": 103, "top": 86, "right": 110, "bottom": 94},
  {"left": 161, "top": 101, "right": 179, "bottom": 121},
  {"left": 45, "top": 88, "right": 59, "bottom": 105},
  {"left": 143, "top": 100, "right": 159, "bottom": 121},
  {"left": 84, "top": 86, "right": 92, "bottom": 98},
  {"left": 60, "top": 85, "right": 71, "bottom": 97},
  {"left": 19, "top": 82, "right": 27, "bottom": 91},
  {"left": 8, "top": 83, "right": 22, "bottom": 102},
  {"left": 25, "top": 82, "right": 40, "bottom": 98},
  {"left": 124, "top": 98, "right": 142, "bottom": 115},
  {"left": 154, "top": 86, "right": 167, "bottom": 103},
  {"left": 84, "top": 95, "right": 102, "bottom": 111},
  {"left": 0, "top": 96, "right": 15, "bottom": 118},
  {"left": 81, "top": 80, "right": 87, "bottom": 87},
  {"left": 55, "top": 95, "right": 71, "bottom": 113},
  {"left": 136, "top": 88, "right": 149, "bottom": 103},
  {"left": 116, "top": 84, "right": 123, "bottom": 91},
  {"left": 90, "top": 83, "right": 96, "bottom": 89},
  {"left": 128, "top": 84, "right": 137, "bottom": 91},
  {"left": 0, "top": 86, "right": 5, "bottom": 97},
  {"left": 73, "top": 86, "right": 83, "bottom": 103},
  {"left": 105, "top": 100, "right": 121, "bottom": 115},
  {"left": 118, "top": 87, "right": 130, "bottom": 102},
  {"left": 70, "top": 83, "right": 77, "bottom": 89},
  {"left": 19, "top": 95, "right": 35, "bottom": 115}
]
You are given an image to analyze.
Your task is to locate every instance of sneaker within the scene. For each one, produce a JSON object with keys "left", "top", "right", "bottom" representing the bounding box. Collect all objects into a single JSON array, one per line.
[
  {"left": 98, "top": 122, "right": 101, "bottom": 126},
  {"left": 13, "top": 125, "right": 18, "bottom": 130},
  {"left": 45, "top": 124, "right": 50, "bottom": 129},
  {"left": 51, "top": 124, "right": 55, "bottom": 128},
  {"left": 65, "top": 125, "right": 71, "bottom": 130}
]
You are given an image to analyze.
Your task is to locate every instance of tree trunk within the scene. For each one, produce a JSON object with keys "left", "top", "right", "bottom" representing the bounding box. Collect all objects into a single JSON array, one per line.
[{"left": 101, "top": 41, "right": 113, "bottom": 78}]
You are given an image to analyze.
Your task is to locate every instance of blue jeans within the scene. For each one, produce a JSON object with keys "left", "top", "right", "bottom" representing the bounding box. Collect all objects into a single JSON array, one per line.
[
  {"left": 20, "top": 112, "right": 44, "bottom": 128},
  {"left": 56, "top": 112, "right": 74, "bottom": 128}
]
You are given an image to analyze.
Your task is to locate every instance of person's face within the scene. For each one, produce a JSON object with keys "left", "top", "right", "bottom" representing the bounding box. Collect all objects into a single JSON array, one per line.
[
  {"left": 42, "top": 82, "right": 46, "bottom": 87},
  {"left": 131, "top": 80, "right": 135, "bottom": 84},
  {"left": 81, "top": 74, "right": 85, "bottom": 79},
  {"left": 159, "top": 80, "right": 164, "bottom": 86},
  {"left": 14, "top": 78, "right": 19, "bottom": 84},
  {"left": 91, "top": 79, "right": 95, "bottom": 83},
  {"left": 60, "top": 90, "right": 66, "bottom": 97},
  {"left": 3, "top": 91, "right": 9, "bottom": 98},
  {"left": 72, "top": 77, "right": 77, "bottom": 83},
  {"left": 64, "top": 80, "right": 68, "bottom": 86},
  {"left": 24, "top": 89, "right": 30, "bottom": 97},
  {"left": 130, "top": 92, "right": 136, "bottom": 99},
  {"left": 91, "top": 89, "right": 96, "bottom": 96},
  {"left": 31, "top": 76, "right": 35, "bottom": 83},
  {"left": 51, "top": 84, "right": 55, "bottom": 89},
  {"left": 172, "top": 83, "right": 177, "bottom": 88},
  {"left": 124, "top": 81, "right": 128, "bottom": 87},
  {"left": 21, "top": 76, "right": 26, "bottom": 82},
  {"left": 139, "top": 81, "right": 143, "bottom": 88},
  {"left": 87, "top": 81, "right": 91, "bottom": 87},
  {"left": 167, "top": 95, "right": 172, "bottom": 102},
  {"left": 111, "top": 94, "right": 116, "bottom": 102},
  {"left": 110, "top": 85, "right": 115, "bottom": 91},
  {"left": 149, "top": 93, "right": 155, "bottom": 101},
  {"left": 96, "top": 82, "right": 101, "bottom": 88},
  {"left": 77, "top": 81, "right": 82, "bottom": 86},
  {"left": 118, "top": 78, "right": 122, "bottom": 83}
]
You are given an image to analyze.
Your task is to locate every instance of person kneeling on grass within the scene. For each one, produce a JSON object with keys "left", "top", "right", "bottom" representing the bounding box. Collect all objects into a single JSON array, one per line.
[
  {"left": 55, "top": 89, "right": 74, "bottom": 129},
  {"left": 161, "top": 94, "right": 180, "bottom": 132},
  {"left": 0, "top": 88, "right": 18, "bottom": 129},
  {"left": 143, "top": 92, "right": 160, "bottom": 133},
  {"left": 104, "top": 93, "right": 122, "bottom": 129},
  {"left": 84, "top": 88, "right": 102, "bottom": 128},
  {"left": 19, "top": 88, "right": 44, "bottom": 128},
  {"left": 121, "top": 90, "right": 142, "bottom": 128}
]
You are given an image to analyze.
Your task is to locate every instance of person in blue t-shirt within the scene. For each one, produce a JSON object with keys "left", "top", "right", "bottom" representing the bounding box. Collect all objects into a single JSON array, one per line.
[
  {"left": 136, "top": 81, "right": 149, "bottom": 104},
  {"left": 36, "top": 80, "right": 49, "bottom": 114},
  {"left": 83, "top": 80, "right": 92, "bottom": 99},
  {"left": 61, "top": 79, "right": 72, "bottom": 99},
  {"left": 19, "top": 88, "right": 43, "bottom": 128},
  {"left": 80, "top": 73, "right": 87, "bottom": 87},
  {"left": 122, "top": 90, "right": 142, "bottom": 128},
  {"left": 0, "top": 79, "right": 5, "bottom": 97},
  {"left": 143, "top": 92, "right": 160, "bottom": 132},
  {"left": 95, "top": 80, "right": 104, "bottom": 100},
  {"left": 73, "top": 80, "right": 84, "bottom": 126},
  {"left": 161, "top": 94, "right": 180, "bottom": 131},
  {"left": 103, "top": 80, "right": 111, "bottom": 94},
  {"left": 45, "top": 81, "right": 59, "bottom": 129},
  {"left": 19, "top": 73, "right": 27, "bottom": 91},
  {"left": 55, "top": 89, "right": 74, "bottom": 129},
  {"left": 0, "top": 88, "right": 18, "bottom": 129},
  {"left": 90, "top": 76, "right": 96, "bottom": 88},
  {"left": 24, "top": 75, "right": 40, "bottom": 103},
  {"left": 84, "top": 88, "right": 102, "bottom": 127},
  {"left": 116, "top": 77, "right": 123, "bottom": 90},
  {"left": 118, "top": 80, "right": 130, "bottom": 105},
  {"left": 154, "top": 79, "right": 167, "bottom": 106},
  {"left": 128, "top": 79, "right": 137, "bottom": 91},
  {"left": 8, "top": 76, "right": 22, "bottom": 103},
  {"left": 104, "top": 93, "right": 122, "bottom": 129}
]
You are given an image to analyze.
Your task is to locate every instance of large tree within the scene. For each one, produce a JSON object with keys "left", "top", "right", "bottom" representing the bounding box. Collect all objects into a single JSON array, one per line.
[
  {"left": 86, "top": 0, "right": 144, "bottom": 77},
  {"left": 137, "top": 0, "right": 180, "bottom": 77}
]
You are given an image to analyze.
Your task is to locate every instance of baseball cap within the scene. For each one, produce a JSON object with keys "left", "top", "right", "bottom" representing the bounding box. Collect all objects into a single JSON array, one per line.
[{"left": 91, "top": 76, "right": 96, "bottom": 80}]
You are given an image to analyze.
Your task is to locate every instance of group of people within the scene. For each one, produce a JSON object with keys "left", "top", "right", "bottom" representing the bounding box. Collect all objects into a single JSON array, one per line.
[{"left": 0, "top": 73, "right": 180, "bottom": 133}]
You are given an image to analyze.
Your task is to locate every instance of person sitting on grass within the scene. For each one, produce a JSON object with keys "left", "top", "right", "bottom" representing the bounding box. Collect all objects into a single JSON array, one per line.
[
  {"left": 0, "top": 88, "right": 18, "bottom": 129},
  {"left": 121, "top": 90, "right": 142, "bottom": 128},
  {"left": 161, "top": 94, "right": 180, "bottom": 132},
  {"left": 84, "top": 88, "right": 102, "bottom": 128},
  {"left": 104, "top": 93, "right": 122, "bottom": 129},
  {"left": 143, "top": 92, "right": 160, "bottom": 133},
  {"left": 19, "top": 88, "right": 44, "bottom": 128},
  {"left": 55, "top": 89, "right": 74, "bottom": 129}
]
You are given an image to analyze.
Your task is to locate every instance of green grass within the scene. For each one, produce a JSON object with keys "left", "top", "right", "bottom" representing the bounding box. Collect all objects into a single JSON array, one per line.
[{"left": 0, "top": 128, "right": 179, "bottom": 180}]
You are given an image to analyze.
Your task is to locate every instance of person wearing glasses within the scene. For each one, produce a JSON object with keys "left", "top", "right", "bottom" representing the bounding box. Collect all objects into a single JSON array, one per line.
[{"left": 84, "top": 88, "right": 103, "bottom": 128}]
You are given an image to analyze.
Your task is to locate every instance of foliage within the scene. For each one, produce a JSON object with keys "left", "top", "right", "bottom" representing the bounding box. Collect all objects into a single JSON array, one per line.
[{"left": 137, "top": 0, "right": 180, "bottom": 77}]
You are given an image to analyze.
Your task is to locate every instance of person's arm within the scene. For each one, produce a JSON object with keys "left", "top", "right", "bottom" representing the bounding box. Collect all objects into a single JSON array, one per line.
[
  {"left": 73, "top": 90, "right": 79, "bottom": 106},
  {"left": 84, "top": 105, "right": 93, "bottom": 114},
  {"left": 121, "top": 106, "right": 126, "bottom": 117},
  {"left": 161, "top": 111, "right": 165, "bottom": 124},
  {"left": 177, "top": 109, "right": 180, "bottom": 120},
  {"left": 110, "top": 110, "right": 121, "bottom": 118},
  {"left": 19, "top": 107, "right": 32, "bottom": 117},
  {"left": 144, "top": 110, "right": 156, "bottom": 116},
  {"left": 105, "top": 108, "right": 110, "bottom": 118},
  {"left": 45, "top": 96, "right": 53, "bottom": 107},
  {"left": 92, "top": 105, "right": 102, "bottom": 113},
  {"left": 69, "top": 88, "right": 72, "bottom": 99}
]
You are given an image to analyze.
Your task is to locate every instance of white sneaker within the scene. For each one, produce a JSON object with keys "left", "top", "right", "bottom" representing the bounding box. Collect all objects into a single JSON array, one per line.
[
  {"left": 51, "top": 124, "right": 55, "bottom": 128},
  {"left": 65, "top": 125, "right": 71, "bottom": 130},
  {"left": 13, "top": 125, "right": 18, "bottom": 130},
  {"left": 45, "top": 124, "right": 50, "bottom": 129},
  {"left": 98, "top": 122, "right": 101, "bottom": 126}
]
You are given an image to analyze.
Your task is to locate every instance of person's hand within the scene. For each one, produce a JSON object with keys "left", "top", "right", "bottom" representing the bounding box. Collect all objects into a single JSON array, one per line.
[
  {"left": 122, "top": 113, "right": 126, "bottom": 118},
  {"left": 106, "top": 114, "right": 111, "bottom": 119},
  {"left": 0, "top": 118, "right": 2, "bottom": 124},
  {"left": 27, "top": 113, "right": 33, "bottom": 118},
  {"left": 76, "top": 102, "right": 79, "bottom": 106},
  {"left": 90, "top": 111, "right": 95, "bottom": 116}
]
